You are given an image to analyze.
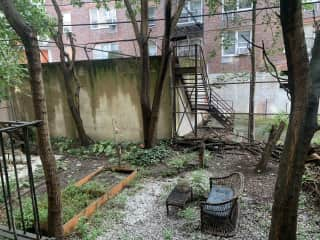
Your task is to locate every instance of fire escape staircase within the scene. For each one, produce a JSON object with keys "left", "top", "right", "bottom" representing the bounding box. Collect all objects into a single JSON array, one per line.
[{"left": 173, "top": 44, "right": 235, "bottom": 130}]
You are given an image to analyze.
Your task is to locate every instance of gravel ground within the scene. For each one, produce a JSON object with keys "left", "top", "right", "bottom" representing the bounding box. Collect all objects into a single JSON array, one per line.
[
  {"left": 96, "top": 177, "right": 319, "bottom": 240},
  {"left": 95, "top": 150, "right": 320, "bottom": 240}
]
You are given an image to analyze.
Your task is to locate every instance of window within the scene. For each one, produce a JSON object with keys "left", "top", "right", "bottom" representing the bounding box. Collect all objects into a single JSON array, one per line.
[
  {"left": 89, "top": 8, "right": 117, "bottom": 30},
  {"left": 63, "top": 13, "right": 72, "bottom": 33},
  {"left": 177, "top": 38, "right": 202, "bottom": 56},
  {"left": 148, "top": 7, "right": 156, "bottom": 26},
  {"left": 222, "top": 30, "right": 251, "bottom": 56},
  {"left": 178, "top": 0, "right": 203, "bottom": 25},
  {"left": 304, "top": 25, "right": 315, "bottom": 56},
  {"left": 93, "top": 43, "right": 120, "bottom": 59},
  {"left": 148, "top": 40, "right": 157, "bottom": 56},
  {"left": 223, "top": 0, "right": 252, "bottom": 12}
]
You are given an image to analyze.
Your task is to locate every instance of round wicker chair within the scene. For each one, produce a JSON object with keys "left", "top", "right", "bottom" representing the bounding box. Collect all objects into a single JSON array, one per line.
[{"left": 200, "top": 172, "right": 244, "bottom": 237}]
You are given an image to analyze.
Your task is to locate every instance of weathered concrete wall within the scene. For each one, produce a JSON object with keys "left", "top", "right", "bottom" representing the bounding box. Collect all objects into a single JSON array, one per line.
[
  {"left": 209, "top": 72, "right": 291, "bottom": 114},
  {"left": 12, "top": 57, "right": 171, "bottom": 142},
  {"left": 0, "top": 101, "right": 9, "bottom": 121}
]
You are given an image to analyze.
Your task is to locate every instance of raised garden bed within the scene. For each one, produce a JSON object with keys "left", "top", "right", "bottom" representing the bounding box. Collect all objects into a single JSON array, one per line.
[{"left": 14, "top": 166, "right": 137, "bottom": 236}]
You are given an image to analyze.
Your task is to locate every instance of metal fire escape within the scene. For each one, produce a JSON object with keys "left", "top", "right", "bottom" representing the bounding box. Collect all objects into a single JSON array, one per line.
[{"left": 172, "top": 44, "right": 235, "bottom": 138}]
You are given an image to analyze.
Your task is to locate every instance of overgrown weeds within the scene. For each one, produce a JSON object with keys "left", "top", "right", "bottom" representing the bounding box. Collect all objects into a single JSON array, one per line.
[{"left": 14, "top": 181, "right": 106, "bottom": 229}]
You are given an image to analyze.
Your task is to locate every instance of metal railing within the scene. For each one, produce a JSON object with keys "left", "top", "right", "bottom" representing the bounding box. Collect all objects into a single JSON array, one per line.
[
  {"left": 173, "top": 44, "right": 234, "bottom": 123},
  {"left": 0, "top": 121, "right": 50, "bottom": 240}
]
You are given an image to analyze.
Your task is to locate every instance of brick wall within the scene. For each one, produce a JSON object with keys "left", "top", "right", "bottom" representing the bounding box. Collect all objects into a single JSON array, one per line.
[{"left": 44, "top": 0, "right": 319, "bottom": 75}]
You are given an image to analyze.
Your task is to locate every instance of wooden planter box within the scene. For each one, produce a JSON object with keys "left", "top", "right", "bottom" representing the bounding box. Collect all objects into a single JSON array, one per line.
[{"left": 62, "top": 166, "right": 137, "bottom": 235}]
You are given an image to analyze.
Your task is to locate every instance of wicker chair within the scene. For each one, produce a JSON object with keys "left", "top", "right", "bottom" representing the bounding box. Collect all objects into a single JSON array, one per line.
[{"left": 200, "top": 172, "right": 244, "bottom": 237}]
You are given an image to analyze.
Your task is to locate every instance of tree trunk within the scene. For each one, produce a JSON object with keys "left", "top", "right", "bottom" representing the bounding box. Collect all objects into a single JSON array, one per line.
[
  {"left": 147, "top": 0, "right": 172, "bottom": 147},
  {"left": 51, "top": 0, "right": 92, "bottom": 146},
  {"left": 147, "top": 0, "right": 185, "bottom": 147},
  {"left": 269, "top": 1, "right": 319, "bottom": 239},
  {"left": 256, "top": 121, "right": 285, "bottom": 173},
  {"left": 63, "top": 69, "right": 92, "bottom": 146},
  {"left": 139, "top": 0, "right": 152, "bottom": 148},
  {"left": 0, "top": 1, "right": 63, "bottom": 238},
  {"left": 248, "top": 0, "right": 257, "bottom": 143},
  {"left": 124, "top": 0, "right": 185, "bottom": 148}
]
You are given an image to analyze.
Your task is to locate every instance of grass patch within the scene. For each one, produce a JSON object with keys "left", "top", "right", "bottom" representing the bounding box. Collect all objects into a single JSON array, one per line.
[
  {"left": 15, "top": 181, "right": 106, "bottom": 229},
  {"left": 74, "top": 188, "right": 131, "bottom": 239},
  {"left": 178, "top": 207, "right": 197, "bottom": 221}
]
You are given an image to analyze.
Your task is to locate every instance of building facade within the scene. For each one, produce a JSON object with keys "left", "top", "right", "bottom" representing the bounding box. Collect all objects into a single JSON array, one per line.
[{"left": 42, "top": 0, "right": 320, "bottom": 75}]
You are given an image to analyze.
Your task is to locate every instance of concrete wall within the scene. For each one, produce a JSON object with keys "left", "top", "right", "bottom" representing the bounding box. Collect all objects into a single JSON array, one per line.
[
  {"left": 0, "top": 101, "right": 9, "bottom": 121},
  {"left": 12, "top": 57, "right": 172, "bottom": 142},
  {"left": 175, "top": 86, "right": 207, "bottom": 137},
  {"left": 209, "top": 72, "right": 291, "bottom": 114}
]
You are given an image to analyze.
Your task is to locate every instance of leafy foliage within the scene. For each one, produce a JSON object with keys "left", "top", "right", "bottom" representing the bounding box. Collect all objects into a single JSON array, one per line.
[
  {"left": 124, "top": 141, "right": 172, "bottom": 166},
  {"left": 190, "top": 170, "right": 209, "bottom": 198},
  {"left": 51, "top": 136, "right": 75, "bottom": 153},
  {"left": 91, "top": 140, "right": 115, "bottom": 155},
  {"left": 15, "top": 181, "right": 106, "bottom": 229},
  {"left": 263, "top": 112, "right": 289, "bottom": 136},
  {"left": 0, "top": 0, "right": 55, "bottom": 100},
  {"left": 177, "top": 207, "right": 197, "bottom": 221}
]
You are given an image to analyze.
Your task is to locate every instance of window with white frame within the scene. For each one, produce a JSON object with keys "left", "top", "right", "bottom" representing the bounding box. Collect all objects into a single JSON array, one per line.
[
  {"left": 304, "top": 25, "right": 315, "bottom": 56},
  {"left": 148, "top": 40, "right": 157, "bottom": 56},
  {"left": 223, "top": 0, "right": 252, "bottom": 12},
  {"left": 93, "top": 43, "right": 120, "bottom": 59},
  {"left": 177, "top": 38, "right": 202, "bottom": 56},
  {"left": 89, "top": 8, "right": 117, "bottom": 30},
  {"left": 148, "top": 6, "right": 156, "bottom": 26},
  {"left": 178, "top": 0, "right": 203, "bottom": 25},
  {"left": 221, "top": 30, "right": 251, "bottom": 56},
  {"left": 63, "top": 12, "right": 72, "bottom": 33}
]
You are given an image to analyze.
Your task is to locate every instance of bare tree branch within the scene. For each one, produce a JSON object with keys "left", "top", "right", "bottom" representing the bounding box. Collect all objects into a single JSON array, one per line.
[
  {"left": 170, "top": 0, "right": 186, "bottom": 34},
  {"left": 123, "top": 0, "right": 141, "bottom": 43},
  {"left": 242, "top": 35, "right": 288, "bottom": 89}
]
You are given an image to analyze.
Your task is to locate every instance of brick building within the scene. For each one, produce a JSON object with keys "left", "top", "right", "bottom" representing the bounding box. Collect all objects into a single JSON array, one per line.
[{"left": 42, "top": 0, "right": 319, "bottom": 75}]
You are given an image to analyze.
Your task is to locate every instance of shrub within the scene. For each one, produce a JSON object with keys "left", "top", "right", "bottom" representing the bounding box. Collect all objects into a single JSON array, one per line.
[{"left": 124, "top": 141, "right": 172, "bottom": 166}]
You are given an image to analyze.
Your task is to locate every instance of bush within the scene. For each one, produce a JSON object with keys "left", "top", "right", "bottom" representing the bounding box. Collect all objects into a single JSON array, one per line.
[
  {"left": 124, "top": 141, "right": 172, "bottom": 166},
  {"left": 190, "top": 170, "right": 209, "bottom": 198}
]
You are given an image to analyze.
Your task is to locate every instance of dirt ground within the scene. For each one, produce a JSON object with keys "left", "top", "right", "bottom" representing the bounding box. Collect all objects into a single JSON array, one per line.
[
  {"left": 65, "top": 147, "right": 319, "bottom": 240},
  {"left": 2, "top": 131, "right": 319, "bottom": 240}
]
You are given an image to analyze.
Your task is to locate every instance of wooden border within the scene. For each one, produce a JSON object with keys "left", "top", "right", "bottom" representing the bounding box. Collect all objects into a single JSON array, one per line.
[{"left": 63, "top": 167, "right": 137, "bottom": 235}]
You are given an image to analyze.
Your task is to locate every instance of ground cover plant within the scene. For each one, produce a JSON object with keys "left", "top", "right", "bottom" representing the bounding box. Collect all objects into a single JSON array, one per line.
[{"left": 14, "top": 181, "right": 106, "bottom": 230}]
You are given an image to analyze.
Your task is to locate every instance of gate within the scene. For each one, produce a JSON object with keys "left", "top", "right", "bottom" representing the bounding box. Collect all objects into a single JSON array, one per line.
[{"left": 0, "top": 121, "right": 52, "bottom": 240}]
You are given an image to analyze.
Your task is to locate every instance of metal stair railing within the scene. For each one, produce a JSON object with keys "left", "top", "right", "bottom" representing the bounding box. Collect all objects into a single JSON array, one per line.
[
  {"left": 173, "top": 44, "right": 234, "bottom": 128},
  {"left": 197, "top": 45, "right": 235, "bottom": 120}
]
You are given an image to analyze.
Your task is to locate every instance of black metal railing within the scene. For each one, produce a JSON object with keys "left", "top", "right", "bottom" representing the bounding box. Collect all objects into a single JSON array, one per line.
[
  {"left": 0, "top": 120, "right": 50, "bottom": 240},
  {"left": 173, "top": 44, "right": 234, "bottom": 129}
]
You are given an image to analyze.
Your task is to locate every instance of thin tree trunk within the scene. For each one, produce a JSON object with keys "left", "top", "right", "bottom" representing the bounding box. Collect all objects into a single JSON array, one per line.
[
  {"left": 63, "top": 69, "right": 91, "bottom": 145},
  {"left": 147, "top": 0, "right": 172, "bottom": 147},
  {"left": 51, "top": 0, "right": 92, "bottom": 146},
  {"left": 147, "top": 0, "right": 185, "bottom": 147},
  {"left": 139, "top": 0, "right": 152, "bottom": 148},
  {"left": 0, "top": 1, "right": 63, "bottom": 238},
  {"left": 269, "top": 0, "right": 319, "bottom": 239},
  {"left": 124, "top": 0, "right": 185, "bottom": 148},
  {"left": 256, "top": 121, "right": 285, "bottom": 173},
  {"left": 248, "top": 0, "right": 257, "bottom": 143}
]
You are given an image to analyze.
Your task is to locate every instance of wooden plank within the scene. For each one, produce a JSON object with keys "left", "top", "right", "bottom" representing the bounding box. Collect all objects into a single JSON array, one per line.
[{"left": 63, "top": 169, "right": 137, "bottom": 235}]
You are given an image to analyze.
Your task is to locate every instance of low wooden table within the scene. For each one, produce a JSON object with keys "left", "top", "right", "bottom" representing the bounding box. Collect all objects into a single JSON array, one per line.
[{"left": 166, "top": 186, "right": 193, "bottom": 215}]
